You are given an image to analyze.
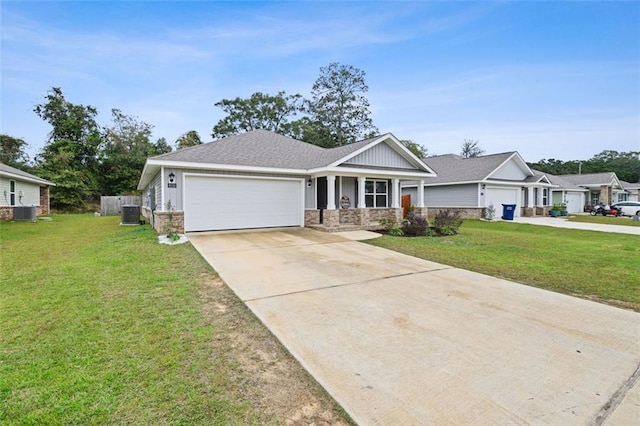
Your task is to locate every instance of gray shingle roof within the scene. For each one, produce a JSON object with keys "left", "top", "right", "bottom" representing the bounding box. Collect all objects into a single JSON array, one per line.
[
  {"left": 621, "top": 180, "right": 640, "bottom": 190},
  {"left": 421, "top": 152, "right": 516, "bottom": 184},
  {"left": 152, "top": 129, "right": 383, "bottom": 170},
  {"left": 0, "top": 162, "right": 55, "bottom": 186},
  {"left": 534, "top": 171, "right": 587, "bottom": 191},
  {"left": 557, "top": 172, "right": 618, "bottom": 186}
]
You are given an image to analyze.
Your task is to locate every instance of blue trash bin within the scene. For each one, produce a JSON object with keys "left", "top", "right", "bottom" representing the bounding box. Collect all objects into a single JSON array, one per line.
[{"left": 501, "top": 204, "right": 516, "bottom": 220}]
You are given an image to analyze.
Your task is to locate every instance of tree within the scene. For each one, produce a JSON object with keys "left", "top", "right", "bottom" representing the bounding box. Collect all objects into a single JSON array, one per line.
[
  {"left": 212, "top": 91, "right": 304, "bottom": 139},
  {"left": 306, "top": 62, "right": 377, "bottom": 147},
  {"left": 401, "top": 140, "right": 428, "bottom": 158},
  {"left": 528, "top": 150, "right": 640, "bottom": 182},
  {"left": 154, "top": 137, "right": 173, "bottom": 154},
  {"left": 34, "top": 87, "right": 102, "bottom": 209},
  {"left": 99, "top": 109, "right": 163, "bottom": 195},
  {"left": 0, "top": 134, "right": 30, "bottom": 169},
  {"left": 460, "top": 139, "right": 484, "bottom": 158},
  {"left": 175, "top": 130, "right": 202, "bottom": 149}
]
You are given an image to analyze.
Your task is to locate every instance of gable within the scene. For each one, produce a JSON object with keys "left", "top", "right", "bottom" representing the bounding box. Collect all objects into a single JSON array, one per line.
[
  {"left": 343, "top": 141, "right": 415, "bottom": 169},
  {"left": 488, "top": 157, "right": 528, "bottom": 181}
]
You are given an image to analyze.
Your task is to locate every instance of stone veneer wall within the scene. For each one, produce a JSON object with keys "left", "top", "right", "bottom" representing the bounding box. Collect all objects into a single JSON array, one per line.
[
  {"left": 427, "top": 207, "right": 484, "bottom": 219},
  {"left": 339, "top": 208, "right": 358, "bottom": 224},
  {"left": 0, "top": 207, "right": 13, "bottom": 221},
  {"left": 304, "top": 209, "right": 320, "bottom": 226},
  {"left": 39, "top": 187, "right": 50, "bottom": 215},
  {"left": 152, "top": 210, "right": 185, "bottom": 234},
  {"left": 369, "top": 208, "right": 403, "bottom": 221}
]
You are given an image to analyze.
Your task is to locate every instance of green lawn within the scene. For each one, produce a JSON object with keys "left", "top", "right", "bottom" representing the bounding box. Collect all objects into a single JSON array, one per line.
[
  {"left": 567, "top": 214, "right": 640, "bottom": 227},
  {"left": 367, "top": 220, "right": 640, "bottom": 311},
  {"left": 0, "top": 215, "right": 347, "bottom": 424}
]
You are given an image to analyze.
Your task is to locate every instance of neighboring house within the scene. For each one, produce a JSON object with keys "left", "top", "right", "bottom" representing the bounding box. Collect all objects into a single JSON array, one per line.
[
  {"left": 0, "top": 162, "right": 55, "bottom": 221},
  {"left": 137, "top": 130, "right": 436, "bottom": 233},
  {"left": 620, "top": 181, "right": 640, "bottom": 202},
  {"left": 402, "top": 152, "right": 554, "bottom": 218},
  {"left": 555, "top": 172, "right": 625, "bottom": 207},
  {"left": 538, "top": 172, "right": 588, "bottom": 214}
]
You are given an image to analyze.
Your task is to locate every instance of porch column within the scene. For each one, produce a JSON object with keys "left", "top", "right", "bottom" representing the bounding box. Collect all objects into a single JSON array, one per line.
[
  {"left": 527, "top": 187, "right": 534, "bottom": 208},
  {"left": 391, "top": 178, "right": 400, "bottom": 208},
  {"left": 417, "top": 179, "right": 425, "bottom": 208},
  {"left": 357, "top": 176, "right": 366, "bottom": 208},
  {"left": 326, "top": 175, "right": 336, "bottom": 209}
]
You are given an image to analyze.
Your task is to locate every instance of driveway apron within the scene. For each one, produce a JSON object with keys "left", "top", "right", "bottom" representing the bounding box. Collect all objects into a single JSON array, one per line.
[{"left": 189, "top": 228, "right": 640, "bottom": 425}]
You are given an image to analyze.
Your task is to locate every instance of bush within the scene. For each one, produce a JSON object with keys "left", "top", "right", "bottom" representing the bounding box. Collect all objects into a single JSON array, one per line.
[
  {"left": 401, "top": 212, "right": 429, "bottom": 236},
  {"left": 433, "top": 209, "right": 464, "bottom": 235}
]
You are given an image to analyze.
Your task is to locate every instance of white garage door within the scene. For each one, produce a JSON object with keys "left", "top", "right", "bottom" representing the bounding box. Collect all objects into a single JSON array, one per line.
[
  {"left": 564, "top": 193, "right": 583, "bottom": 213},
  {"left": 184, "top": 175, "right": 303, "bottom": 232},
  {"left": 485, "top": 187, "right": 520, "bottom": 217}
]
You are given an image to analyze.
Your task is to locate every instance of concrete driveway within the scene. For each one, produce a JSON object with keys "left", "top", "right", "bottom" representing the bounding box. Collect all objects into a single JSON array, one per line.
[
  {"left": 189, "top": 228, "right": 640, "bottom": 425},
  {"left": 512, "top": 216, "right": 640, "bottom": 235}
]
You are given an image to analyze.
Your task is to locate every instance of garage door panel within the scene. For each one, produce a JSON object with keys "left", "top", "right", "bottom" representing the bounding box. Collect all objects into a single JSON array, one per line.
[
  {"left": 185, "top": 175, "right": 302, "bottom": 232},
  {"left": 485, "top": 188, "right": 520, "bottom": 217}
]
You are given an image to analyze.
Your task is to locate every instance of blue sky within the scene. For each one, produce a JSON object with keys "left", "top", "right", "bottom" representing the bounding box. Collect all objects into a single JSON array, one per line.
[{"left": 1, "top": 1, "right": 639, "bottom": 162}]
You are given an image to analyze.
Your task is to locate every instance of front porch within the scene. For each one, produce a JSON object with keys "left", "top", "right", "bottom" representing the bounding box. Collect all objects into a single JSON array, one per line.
[{"left": 305, "top": 174, "right": 429, "bottom": 232}]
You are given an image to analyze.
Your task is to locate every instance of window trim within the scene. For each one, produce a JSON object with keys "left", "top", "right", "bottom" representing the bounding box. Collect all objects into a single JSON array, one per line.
[
  {"left": 365, "top": 179, "right": 388, "bottom": 208},
  {"left": 9, "top": 180, "right": 16, "bottom": 206}
]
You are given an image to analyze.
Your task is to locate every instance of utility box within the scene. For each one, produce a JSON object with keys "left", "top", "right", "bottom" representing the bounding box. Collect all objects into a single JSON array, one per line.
[
  {"left": 121, "top": 205, "right": 140, "bottom": 225},
  {"left": 13, "top": 206, "right": 37, "bottom": 222}
]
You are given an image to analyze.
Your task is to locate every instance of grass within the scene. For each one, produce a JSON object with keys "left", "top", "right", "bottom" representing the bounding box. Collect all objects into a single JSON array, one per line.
[
  {"left": 367, "top": 220, "right": 640, "bottom": 311},
  {"left": 566, "top": 214, "right": 640, "bottom": 227},
  {"left": 0, "top": 214, "right": 348, "bottom": 424}
]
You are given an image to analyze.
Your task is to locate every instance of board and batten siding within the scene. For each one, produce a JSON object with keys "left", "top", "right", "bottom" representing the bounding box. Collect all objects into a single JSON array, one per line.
[
  {"left": 0, "top": 178, "right": 40, "bottom": 207},
  {"left": 489, "top": 159, "right": 528, "bottom": 181},
  {"left": 344, "top": 142, "right": 415, "bottom": 169}
]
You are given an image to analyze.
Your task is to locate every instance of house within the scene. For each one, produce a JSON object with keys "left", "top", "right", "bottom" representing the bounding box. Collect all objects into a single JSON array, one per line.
[
  {"left": 620, "top": 181, "right": 640, "bottom": 202},
  {"left": 0, "top": 162, "right": 55, "bottom": 221},
  {"left": 539, "top": 173, "right": 588, "bottom": 214},
  {"left": 137, "top": 130, "right": 436, "bottom": 233},
  {"left": 555, "top": 172, "right": 625, "bottom": 207},
  {"left": 401, "top": 152, "right": 555, "bottom": 218}
]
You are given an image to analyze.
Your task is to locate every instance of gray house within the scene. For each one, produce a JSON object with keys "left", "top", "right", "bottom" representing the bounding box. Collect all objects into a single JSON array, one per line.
[
  {"left": 402, "top": 152, "right": 554, "bottom": 218},
  {"left": 137, "top": 130, "right": 436, "bottom": 233},
  {"left": 555, "top": 172, "right": 625, "bottom": 206},
  {"left": 0, "top": 162, "right": 55, "bottom": 221},
  {"left": 538, "top": 173, "right": 588, "bottom": 214}
]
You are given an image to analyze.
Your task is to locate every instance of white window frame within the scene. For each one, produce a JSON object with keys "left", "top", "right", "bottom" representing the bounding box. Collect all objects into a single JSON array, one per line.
[
  {"left": 365, "top": 179, "right": 388, "bottom": 208},
  {"left": 9, "top": 180, "right": 16, "bottom": 206},
  {"left": 542, "top": 188, "right": 548, "bottom": 206}
]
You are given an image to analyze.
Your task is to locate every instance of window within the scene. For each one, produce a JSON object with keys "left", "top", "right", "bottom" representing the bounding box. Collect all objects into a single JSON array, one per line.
[
  {"left": 9, "top": 180, "right": 15, "bottom": 206},
  {"left": 365, "top": 180, "right": 388, "bottom": 208},
  {"left": 542, "top": 188, "right": 548, "bottom": 206},
  {"left": 618, "top": 193, "right": 628, "bottom": 202}
]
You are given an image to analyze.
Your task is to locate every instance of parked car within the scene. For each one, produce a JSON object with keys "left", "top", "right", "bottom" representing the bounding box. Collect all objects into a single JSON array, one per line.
[{"left": 611, "top": 201, "right": 640, "bottom": 217}]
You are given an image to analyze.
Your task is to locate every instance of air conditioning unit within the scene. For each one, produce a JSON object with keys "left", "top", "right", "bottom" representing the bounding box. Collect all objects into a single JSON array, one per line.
[
  {"left": 14, "top": 206, "right": 37, "bottom": 222},
  {"left": 121, "top": 205, "right": 140, "bottom": 225}
]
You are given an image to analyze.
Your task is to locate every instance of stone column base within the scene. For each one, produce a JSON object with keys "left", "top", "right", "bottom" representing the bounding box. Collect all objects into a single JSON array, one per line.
[
  {"left": 323, "top": 209, "right": 340, "bottom": 231},
  {"left": 355, "top": 208, "right": 370, "bottom": 226}
]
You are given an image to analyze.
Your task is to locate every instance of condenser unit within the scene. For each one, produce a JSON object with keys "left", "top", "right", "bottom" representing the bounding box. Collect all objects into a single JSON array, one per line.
[
  {"left": 13, "top": 206, "right": 37, "bottom": 222},
  {"left": 121, "top": 205, "right": 141, "bottom": 225}
]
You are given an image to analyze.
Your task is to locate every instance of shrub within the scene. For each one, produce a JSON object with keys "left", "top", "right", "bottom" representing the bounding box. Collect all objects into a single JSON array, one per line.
[
  {"left": 433, "top": 209, "right": 464, "bottom": 235},
  {"left": 379, "top": 214, "right": 405, "bottom": 236},
  {"left": 483, "top": 203, "right": 496, "bottom": 220},
  {"left": 401, "top": 212, "right": 429, "bottom": 236}
]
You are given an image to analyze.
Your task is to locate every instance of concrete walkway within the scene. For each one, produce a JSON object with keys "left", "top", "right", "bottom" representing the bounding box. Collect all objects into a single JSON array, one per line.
[
  {"left": 189, "top": 228, "right": 640, "bottom": 425},
  {"left": 512, "top": 216, "right": 640, "bottom": 235}
]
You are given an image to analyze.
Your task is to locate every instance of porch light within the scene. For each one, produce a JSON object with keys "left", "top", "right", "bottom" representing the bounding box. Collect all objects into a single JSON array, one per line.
[
  {"left": 168, "top": 172, "right": 175, "bottom": 183},
  {"left": 307, "top": 178, "right": 312, "bottom": 187}
]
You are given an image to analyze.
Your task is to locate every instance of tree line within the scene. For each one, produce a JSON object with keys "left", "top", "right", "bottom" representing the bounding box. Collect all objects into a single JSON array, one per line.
[{"left": 528, "top": 151, "right": 640, "bottom": 183}]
